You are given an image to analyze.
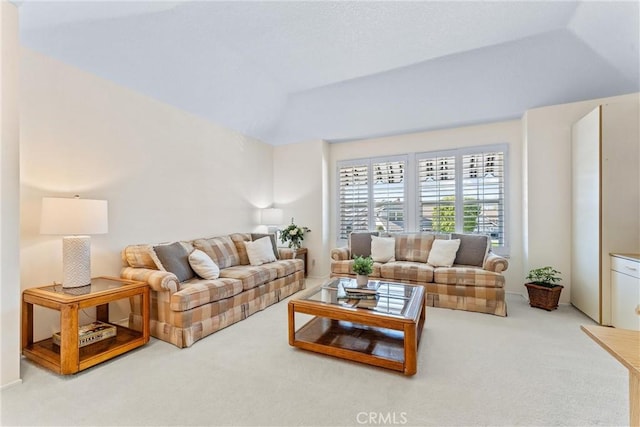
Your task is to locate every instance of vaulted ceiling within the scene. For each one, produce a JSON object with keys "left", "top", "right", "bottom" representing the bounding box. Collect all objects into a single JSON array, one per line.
[{"left": 16, "top": 1, "right": 640, "bottom": 145}]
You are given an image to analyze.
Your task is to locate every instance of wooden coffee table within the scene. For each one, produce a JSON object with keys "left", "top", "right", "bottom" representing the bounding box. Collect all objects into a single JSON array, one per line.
[{"left": 288, "top": 277, "right": 425, "bottom": 375}]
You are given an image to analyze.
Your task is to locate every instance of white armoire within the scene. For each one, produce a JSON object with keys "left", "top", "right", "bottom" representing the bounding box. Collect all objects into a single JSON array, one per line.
[{"left": 571, "top": 99, "right": 640, "bottom": 325}]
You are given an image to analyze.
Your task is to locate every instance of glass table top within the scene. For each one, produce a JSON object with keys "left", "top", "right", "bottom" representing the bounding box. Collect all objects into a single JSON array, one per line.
[
  {"left": 40, "top": 277, "right": 135, "bottom": 296},
  {"left": 304, "top": 277, "right": 419, "bottom": 318}
]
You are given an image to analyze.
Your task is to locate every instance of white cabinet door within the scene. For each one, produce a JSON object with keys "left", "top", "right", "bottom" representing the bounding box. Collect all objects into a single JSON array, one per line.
[
  {"left": 571, "top": 107, "right": 601, "bottom": 323},
  {"left": 611, "top": 258, "right": 640, "bottom": 331}
]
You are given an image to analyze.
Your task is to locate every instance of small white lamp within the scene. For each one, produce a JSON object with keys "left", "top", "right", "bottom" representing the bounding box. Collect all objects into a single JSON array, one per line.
[
  {"left": 261, "top": 208, "right": 283, "bottom": 234},
  {"left": 40, "top": 196, "right": 108, "bottom": 288}
]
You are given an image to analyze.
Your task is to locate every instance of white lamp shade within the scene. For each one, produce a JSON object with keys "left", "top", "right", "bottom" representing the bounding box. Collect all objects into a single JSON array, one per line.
[
  {"left": 40, "top": 197, "right": 108, "bottom": 235},
  {"left": 261, "top": 208, "right": 283, "bottom": 226}
]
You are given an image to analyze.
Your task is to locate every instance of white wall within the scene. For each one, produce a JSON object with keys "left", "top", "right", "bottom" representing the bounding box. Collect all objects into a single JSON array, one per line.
[
  {"left": 0, "top": 0, "right": 22, "bottom": 389},
  {"left": 329, "top": 120, "right": 524, "bottom": 294},
  {"left": 273, "top": 139, "right": 330, "bottom": 278},
  {"left": 522, "top": 92, "right": 638, "bottom": 303},
  {"left": 20, "top": 49, "right": 274, "bottom": 341}
]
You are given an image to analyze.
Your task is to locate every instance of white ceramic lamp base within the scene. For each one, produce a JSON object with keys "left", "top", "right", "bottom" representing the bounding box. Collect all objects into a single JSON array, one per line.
[{"left": 62, "top": 236, "right": 92, "bottom": 288}]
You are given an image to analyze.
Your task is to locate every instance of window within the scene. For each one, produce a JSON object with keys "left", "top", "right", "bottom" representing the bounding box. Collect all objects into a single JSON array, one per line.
[
  {"left": 337, "top": 145, "right": 507, "bottom": 251},
  {"left": 417, "top": 154, "right": 456, "bottom": 233},
  {"left": 373, "top": 160, "right": 405, "bottom": 233},
  {"left": 417, "top": 149, "right": 506, "bottom": 247},
  {"left": 337, "top": 157, "right": 407, "bottom": 240},
  {"left": 462, "top": 151, "right": 505, "bottom": 245},
  {"left": 338, "top": 162, "right": 369, "bottom": 239}
]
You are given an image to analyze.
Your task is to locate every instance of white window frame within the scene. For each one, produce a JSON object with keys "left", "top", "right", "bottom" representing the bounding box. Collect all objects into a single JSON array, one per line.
[
  {"left": 336, "top": 144, "right": 509, "bottom": 255},
  {"left": 415, "top": 144, "right": 509, "bottom": 254},
  {"left": 336, "top": 155, "right": 409, "bottom": 243},
  {"left": 336, "top": 158, "right": 371, "bottom": 240}
]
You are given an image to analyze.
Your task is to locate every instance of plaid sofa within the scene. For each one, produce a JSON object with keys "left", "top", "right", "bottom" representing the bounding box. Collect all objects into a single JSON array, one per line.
[
  {"left": 330, "top": 232, "right": 509, "bottom": 316},
  {"left": 121, "top": 233, "right": 305, "bottom": 348}
]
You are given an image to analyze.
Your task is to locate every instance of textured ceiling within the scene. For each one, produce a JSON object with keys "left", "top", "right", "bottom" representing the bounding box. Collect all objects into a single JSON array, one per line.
[{"left": 17, "top": 1, "right": 640, "bottom": 145}]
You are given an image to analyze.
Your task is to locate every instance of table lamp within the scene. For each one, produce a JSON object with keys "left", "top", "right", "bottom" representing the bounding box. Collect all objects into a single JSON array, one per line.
[
  {"left": 261, "top": 208, "right": 283, "bottom": 234},
  {"left": 40, "top": 196, "right": 108, "bottom": 288}
]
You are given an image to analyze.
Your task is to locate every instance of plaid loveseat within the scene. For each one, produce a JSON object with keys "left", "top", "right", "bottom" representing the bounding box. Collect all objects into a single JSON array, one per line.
[
  {"left": 330, "top": 232, "right": 508, "bottom": 316},
  {"left": 121, "top": 233, "right": 304, "bottom": 348}
]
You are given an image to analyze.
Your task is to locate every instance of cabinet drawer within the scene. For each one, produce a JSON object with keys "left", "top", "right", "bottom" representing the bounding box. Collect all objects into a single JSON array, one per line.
[
  {"left": 611, "top": 270, "right": 640, "bottom": 331},
  {"left": 611, "top": 256, "right": 640, "bottom": 279}
]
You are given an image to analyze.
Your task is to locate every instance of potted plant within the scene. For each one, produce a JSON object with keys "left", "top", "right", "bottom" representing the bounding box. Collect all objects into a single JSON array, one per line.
[
  {"left": 525, "top": 266, "right": 563, "bottom": 311},
  {"left": 352, "top": 256, "right": 374, "bottom": 287}
]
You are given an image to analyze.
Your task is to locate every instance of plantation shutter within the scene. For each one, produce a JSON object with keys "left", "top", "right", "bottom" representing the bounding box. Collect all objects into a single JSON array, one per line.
[
  {"left": 338, "top": 163, "right": 369, "bottom": 240},
  {"left": 372, "top": 160, "right": 406, "bottom": 232},
  {"left": 462, "top": 151, "right": 505, "bottom": 245},
  {"left": 337, "top": 145, "right": 507, "bottom": 251},
  {"left": 417, "top": 155, "right": 456, "bottom": 232}
]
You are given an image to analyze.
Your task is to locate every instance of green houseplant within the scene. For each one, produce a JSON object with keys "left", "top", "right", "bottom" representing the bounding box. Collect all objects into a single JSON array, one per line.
[
  {"left": 525, "top": 266, "right": 563, "bottom": 311},
  {"left": 352, "top": 256, "right": 374, "bottom": 286}
]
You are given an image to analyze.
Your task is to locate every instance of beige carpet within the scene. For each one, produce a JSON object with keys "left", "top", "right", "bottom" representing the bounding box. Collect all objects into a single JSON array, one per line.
[{"left": 1, "top": 280, "right": 628, "bottom": 426}]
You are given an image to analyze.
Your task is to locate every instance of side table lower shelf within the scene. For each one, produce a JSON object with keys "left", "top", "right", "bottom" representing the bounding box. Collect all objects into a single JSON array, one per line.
[{"left": 23, "top": 324, "right": 146, "bottom": 374}]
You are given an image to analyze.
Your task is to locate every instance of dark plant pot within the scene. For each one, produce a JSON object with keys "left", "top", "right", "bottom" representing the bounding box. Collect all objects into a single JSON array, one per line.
[{"left": 525, "top": 283, "right": 564, "bottom": 311}]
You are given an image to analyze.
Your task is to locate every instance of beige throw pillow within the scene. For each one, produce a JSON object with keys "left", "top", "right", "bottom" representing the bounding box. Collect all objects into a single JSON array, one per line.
[
  {"left": 427, "top": 239, "right": 461, "bottom": 267},
  {"left": 371, "top": 235, "right": 396, "bottom": 262},
  {"left": 244, "top": 237, "right": 277, "bottom": 266},
  {"left": 250, "top": 233, "right": 280, "bottom": 259},
  {"left": 188, "top": 249, "right": 220, "bottom": 280}
]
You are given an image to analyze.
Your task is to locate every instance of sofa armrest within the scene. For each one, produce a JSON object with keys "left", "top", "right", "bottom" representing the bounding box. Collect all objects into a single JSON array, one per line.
[
  {"left": 279, "top": 248, "right": 295, "bottom": 259},
  {"left": 120, "top": 267, "right": 179, "bottom": 294},
  {"left": 331, "top": 247, "right": 351, "bottom": 261},
  {"left": 484, "top": 253, "right": 509, "bottom": 273}
]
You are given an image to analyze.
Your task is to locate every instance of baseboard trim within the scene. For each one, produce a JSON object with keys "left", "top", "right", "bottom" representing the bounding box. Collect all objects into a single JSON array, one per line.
[{"left": 1, "top": 378, "right": 23, "bottom": 390}]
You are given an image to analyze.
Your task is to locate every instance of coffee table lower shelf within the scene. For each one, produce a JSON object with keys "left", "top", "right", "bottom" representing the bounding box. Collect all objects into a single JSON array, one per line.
[
  {"left": 292, "top": 317, "right": 410, "bottom": 374},
  {"left": 288, "top": 280, "right": 425, "bottom": 375}
]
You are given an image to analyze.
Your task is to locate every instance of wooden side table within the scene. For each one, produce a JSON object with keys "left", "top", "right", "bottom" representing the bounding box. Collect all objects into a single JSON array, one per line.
[
  {"left": 295, "top": 247, "right": 308, "bottom": 277},
  {"left": 22, "top": 276, "right": 149, "bottom": 375}
]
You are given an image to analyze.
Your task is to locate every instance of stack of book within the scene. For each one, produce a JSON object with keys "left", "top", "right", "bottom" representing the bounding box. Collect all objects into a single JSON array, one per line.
[
  {"left": 343, "top": 285, "right": 379, "bottom": 299},
  {"left": 52, "top": 321, "right": 117, "bottom": 348},
  {"left": 355, "top": 297, "right": 379, "bottom": 309},
  {"left": 338, "top": 281, "right": 380, "bottom": 309}
]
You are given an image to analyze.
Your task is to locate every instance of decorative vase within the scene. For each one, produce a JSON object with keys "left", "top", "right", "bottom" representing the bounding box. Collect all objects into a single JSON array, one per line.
[
  {"left": 291, "top": 243, "right": 300, "bottom": 259},
  {"left": 356, "top": 274, "right": 369, "bottom": 287}
]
